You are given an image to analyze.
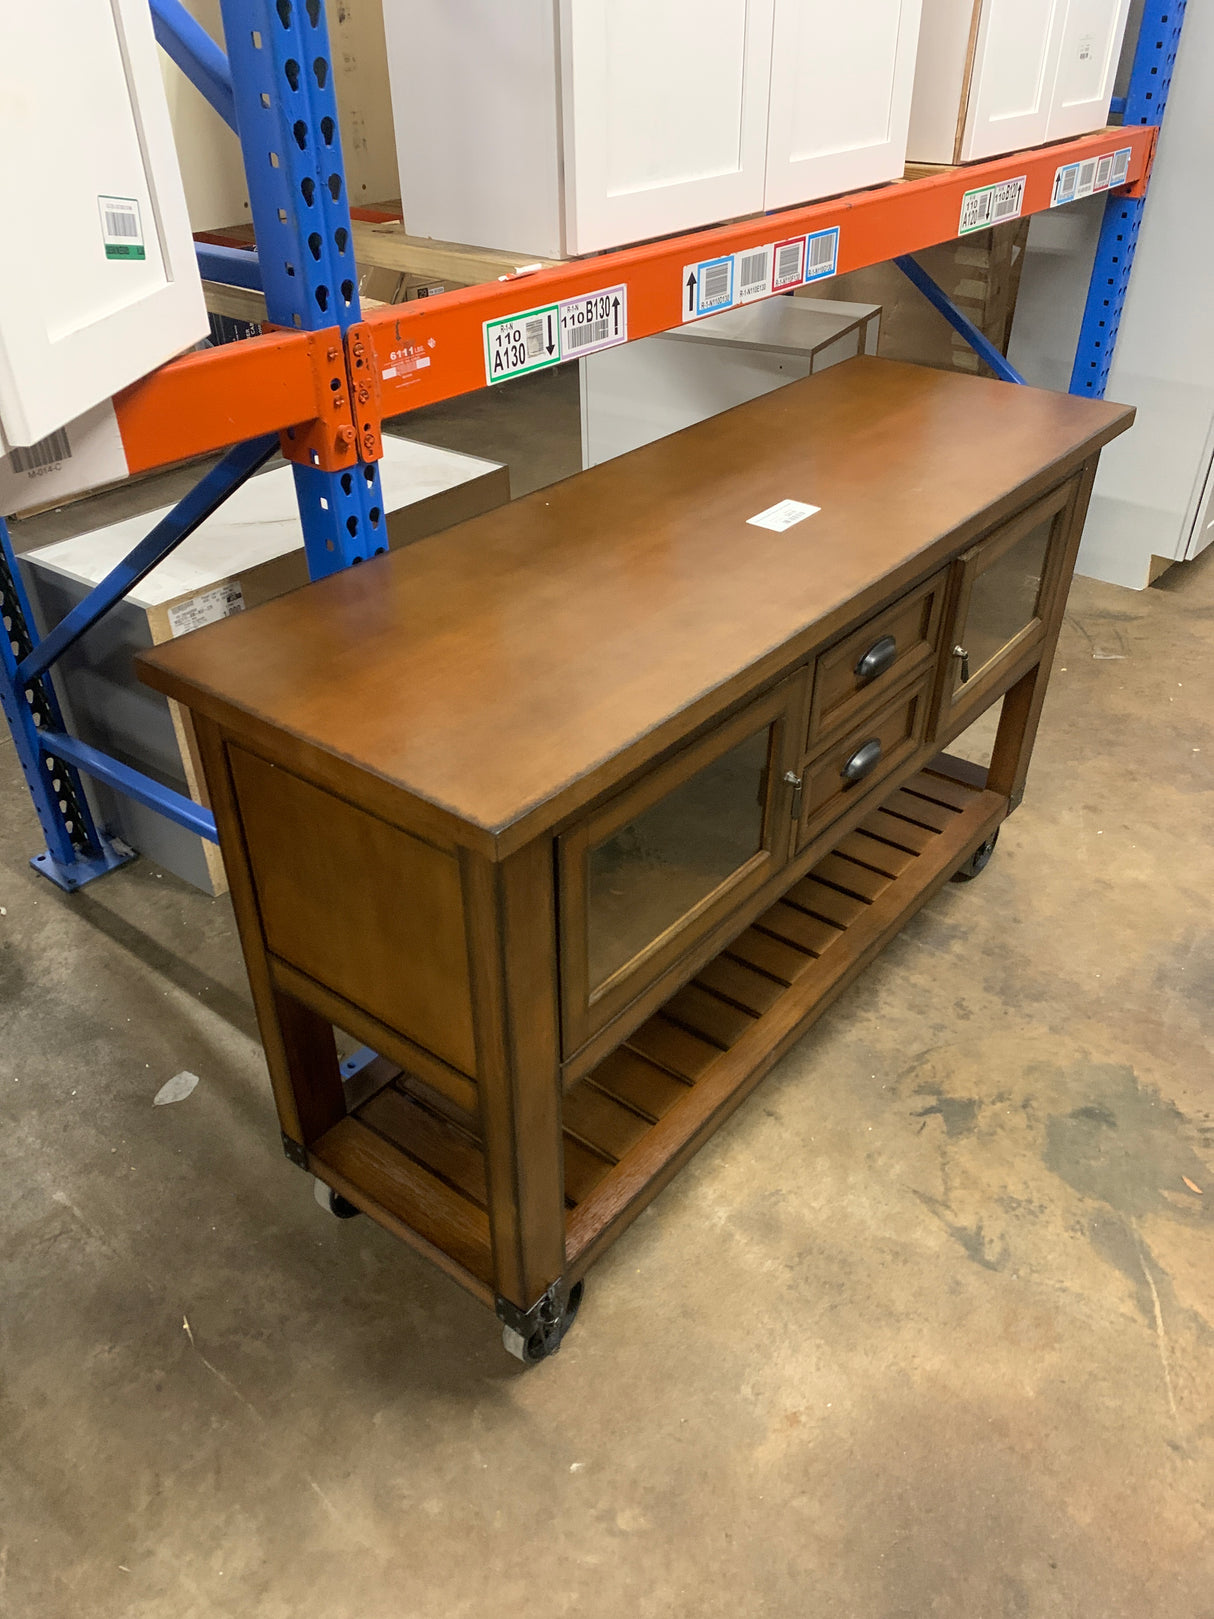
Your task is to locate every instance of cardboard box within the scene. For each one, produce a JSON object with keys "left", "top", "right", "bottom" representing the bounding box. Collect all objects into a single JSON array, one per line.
[{"left": 20, "top": 438, "right": 509, "bottom": 894}]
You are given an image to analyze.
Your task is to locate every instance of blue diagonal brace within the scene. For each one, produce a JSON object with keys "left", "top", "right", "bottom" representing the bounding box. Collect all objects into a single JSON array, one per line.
[
  {"left": 150, "top": 0, "right": 238, "bottom": 132},
  {"left": 20, "top": 435, "right": 279, "bottom": 684},
  {"left": 894, "top": 255, "right": 1027, "bottom": 385}
]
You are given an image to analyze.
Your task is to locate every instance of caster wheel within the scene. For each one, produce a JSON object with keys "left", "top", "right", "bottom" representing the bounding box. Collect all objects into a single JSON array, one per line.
[
  {"left": 313, "top": 1177, "right": 360, "bottom": 1219},
  {"left": 951, "top": 828, "right": 999, "bottom": 883},
  {"left": 501, "top": 1280, "right": 584, "bottom": 1363}
]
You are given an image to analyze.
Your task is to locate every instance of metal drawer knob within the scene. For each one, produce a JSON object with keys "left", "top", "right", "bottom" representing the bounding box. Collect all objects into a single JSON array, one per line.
[
  {"left": 841, "top": 738, "right": 883, "bottom": 785},
  {"left": 854, "top": 634, "right": 897, "bottom": 683},
  {"left": 953, "top": 645, "right": 971, "bottom": 683}
]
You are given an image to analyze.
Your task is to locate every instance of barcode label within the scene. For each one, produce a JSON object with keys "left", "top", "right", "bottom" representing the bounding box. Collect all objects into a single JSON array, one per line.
[
  {"left": 773, "top": 239, "right": 805, "bottom": 289},
  {"left": 1077, "top": 159, "right": 1098, "bottom": 195},
  {"left": 959, "top": 176, "right": 1025, "bottom": 235},
  {"left": 98, "top": 195, "right": 145, "bottom": 260},
  {"left": 702, "top": 261, "right": 731, "bottom": 305},
  {"left": 735, "top": 245, "right": 771, "bottom": 302},
  {"left": 524, "top": 317, "right": 546, "bottom": 359},
  {"left": 8, "top": 427, "right": 72, "bottom": 477},
  {"left": 1094, "top": 153, "right": 1114, "bottom": 190},
  {"left": 805, "top": 228, "right": 839, "bottom": 280},
  {"left": 563, "top": 316, "right": 611, "bottom": 351},
  {"left": 1053, "top": 147, "right": 1133, "bottom": 208},
  {"left": 1110, "top": 147, "right": 1131, "bottom": 186}
]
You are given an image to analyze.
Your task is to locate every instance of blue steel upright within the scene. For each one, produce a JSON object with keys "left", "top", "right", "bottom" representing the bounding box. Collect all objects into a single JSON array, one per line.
[
  {"left": 218, "top": 0, "right": 388, "bottom": 579},
  {"left": 1069, "top": 0, "right": 1188, "bottom": 397}
]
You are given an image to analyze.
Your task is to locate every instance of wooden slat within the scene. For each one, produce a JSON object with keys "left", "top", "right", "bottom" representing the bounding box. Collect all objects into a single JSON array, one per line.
[
  {"left": 858, "top": 807, "right": 935, "bottom": 855},
  {"left": 877, "top": 785, "right": 955, "bottom": 832},
  {"left": 626, "top": 1017, "right": 721, "bottom": 1082},
  {"left": 563, "top": 1137, "right": 615, "bottom": 1206},
  {"left": 724, "top": 927, "right": 816, "bottom": 986},
  {"left": 663, "top": 983, "right": 756, "bottom": 1050},
  {"left": 835, "top": 829, "right": 918, "bottom": 879},
  {"left": 563, "top": 1083, "right": 652, "bottom": 1161},
  {"left": 695, "top": 955, "right": 786, "bottom": 1018},
  {"left": 589, "top": 1047, "right": 690, "bottom": 1122},
  {"left": 312, "top": 1117, "right": 493, "bottom": 1287},
  {"left": 759, "top": 901, "right": 843, "bottom": 957},
  {"left": 785, "top": 876, "right": 869, "bottom": 930},
  {"left": 810, "top": 853, "right": 890, "bottom": 904},
  {"left": 906, "top": 771, "right": 972, "bottom": 812},
  {"left": 358, "top": 1084, "right": 488, "bottom": 1209}
]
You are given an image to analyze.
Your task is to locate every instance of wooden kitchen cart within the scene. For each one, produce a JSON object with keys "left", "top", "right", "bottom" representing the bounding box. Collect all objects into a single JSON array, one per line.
[{"left": 138, "top": 359, "right": 1132, "bottom": 1360}]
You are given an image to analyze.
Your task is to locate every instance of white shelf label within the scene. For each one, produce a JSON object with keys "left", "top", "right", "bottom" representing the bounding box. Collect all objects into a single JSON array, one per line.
[
  {"left": 484, "top": 286, "right": 628, "bottom": 382},
  {"left": 684, "top": 228, "right": 838, "bottom": 322},
  {"left": 1051, "top": 146, "right": 1132, "bottom": 207},
  {"left": 747, "top": 498, "right": 820, "bottom": 532},
  {"left": 683, "top": 254, "right": 735, "bottom": 321},
  {"left": 735, "top": 244, "right": 773, "bottom": 304},
  {"left": 959, "top": 176, "right": 1026, "bottom": 235}
]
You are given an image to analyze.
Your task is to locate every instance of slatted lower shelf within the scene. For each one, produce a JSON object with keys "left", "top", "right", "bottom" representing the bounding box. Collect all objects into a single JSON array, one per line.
[{"left": 313, "top": 765, "right": 1005, "bottom": 1295}]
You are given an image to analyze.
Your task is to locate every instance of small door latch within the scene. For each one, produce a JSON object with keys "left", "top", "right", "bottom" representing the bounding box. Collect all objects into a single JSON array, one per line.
[
  {"left": 953, "top": 644, "right": 971, "bottom": 683},
  {"left": 783, "top": 769, "right": 803, "bottom": 820}
]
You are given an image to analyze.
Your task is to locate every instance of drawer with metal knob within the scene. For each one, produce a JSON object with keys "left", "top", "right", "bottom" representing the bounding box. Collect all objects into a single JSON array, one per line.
[
  {"left": 792, "top": 673, "right": 934, "bottom": 851},
  {"left": 805, "top": 567, "right": 947, "bottom": 750}
]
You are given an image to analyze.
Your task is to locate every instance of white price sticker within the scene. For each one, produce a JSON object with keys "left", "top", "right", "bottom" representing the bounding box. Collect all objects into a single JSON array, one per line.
[
  {"left": 167, "top": 582, "right": 245, "bottom": 638},
  {"left": 747, "top": 499, "right": 820, "bottom": 533}
]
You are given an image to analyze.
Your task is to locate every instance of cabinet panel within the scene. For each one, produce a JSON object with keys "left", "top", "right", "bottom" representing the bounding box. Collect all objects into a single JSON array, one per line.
[
  {"left": 1047, "top": 0, "right": 1133, "bottom": 141},
  {"left": 937, "top": 479, "right": 1077, "bottom": 729},
  {"left": 765, "top": 0, "right": 923, "bottom": 208},
  {"left": 960, "top": 0, "right": 1065, "bottom": 161},
  {"left": 561, "top": 0, "right": 775, "bottom": 254},
  {"left": 559, "top": 676, "right": 804, "bottom": 1055}
]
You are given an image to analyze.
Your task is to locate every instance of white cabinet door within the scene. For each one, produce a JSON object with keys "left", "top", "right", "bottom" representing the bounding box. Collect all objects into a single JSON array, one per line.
[
  {"left": 0, "top": 0, "right": 206, "bottom": 448},
  {"left": 959, "top": 0, "right": 1067, "bottom": 160},
  {"left": 1047, "top": 0, "right": 1132, "bottom": 141},
  {"left": 765, "top": 0, "right": 923, "bottom": 209},
  {"left": 560, "top": 0, "right": 775, "bottom": 255}
]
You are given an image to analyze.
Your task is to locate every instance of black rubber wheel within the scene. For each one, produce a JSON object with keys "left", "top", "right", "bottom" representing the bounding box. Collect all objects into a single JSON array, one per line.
[
  {"left": 951, "top": 828, "right": 999, "bottom": 883},
  {"left": 522, "top": 1280, "right": 585, "bottom": 1362},
  {"left": 328, "top": 1188, "right": 361, "bottom": 1219}
]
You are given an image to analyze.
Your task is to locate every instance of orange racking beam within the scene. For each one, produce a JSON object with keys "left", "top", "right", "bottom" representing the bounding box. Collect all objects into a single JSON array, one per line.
[{"left": 114, "top": 125, "right": 1155, "bottom": 477}]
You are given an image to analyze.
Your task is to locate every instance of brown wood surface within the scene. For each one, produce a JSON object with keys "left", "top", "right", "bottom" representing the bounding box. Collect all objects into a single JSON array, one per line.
[{"left": 137, "top": 359, "right": 1132, "bottom": 854}]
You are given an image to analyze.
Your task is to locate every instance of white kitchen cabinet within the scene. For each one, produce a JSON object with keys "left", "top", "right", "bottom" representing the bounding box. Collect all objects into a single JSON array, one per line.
[
  {"left": 386, "top": 0, "right": 920, "bottom": 259},
  {"left": 765, "top": 0, "right": 924, "bottom": 209},
  {"left": 908, "top": 0, "right": 1131, "bottom": 165},
  {"left": 0, "top": 0, "right": 207, "bottom": 450}
]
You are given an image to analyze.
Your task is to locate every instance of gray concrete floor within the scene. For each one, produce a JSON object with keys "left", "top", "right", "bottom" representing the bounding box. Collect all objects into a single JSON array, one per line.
[{"left": 2, "top": 447, "right": 1214, "bottom": 1615}]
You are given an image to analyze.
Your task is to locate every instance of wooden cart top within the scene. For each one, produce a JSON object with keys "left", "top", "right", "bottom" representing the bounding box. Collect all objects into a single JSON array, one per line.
[{"left": 139, "top": 358, "right": 1131, "bottom": 849}]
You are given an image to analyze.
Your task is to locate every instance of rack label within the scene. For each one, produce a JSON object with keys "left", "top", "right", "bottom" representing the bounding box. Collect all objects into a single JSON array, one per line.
[
  {"left": 484, "top": 286, "right": 628, "bottom": 381},
  {"left": 958, "top": 176, "right": 1026, "bottom": 235},
  {"left": 684, "top": 227, "right": 839, "bottom": 321},
  {"left": 558, "top": 285, "right": 627, "bottom": 357},
  {"left": 1051, "top": 146, "right": 1132, "bottom": 207}
]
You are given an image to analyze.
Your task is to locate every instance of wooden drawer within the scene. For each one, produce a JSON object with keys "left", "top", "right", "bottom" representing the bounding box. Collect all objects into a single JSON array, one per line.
[
  {"left": 796, "top": 675, "right": 933, "bottom": 852},
  {"left": 807, "top": 568, "right": 946, "bottom": 750}
]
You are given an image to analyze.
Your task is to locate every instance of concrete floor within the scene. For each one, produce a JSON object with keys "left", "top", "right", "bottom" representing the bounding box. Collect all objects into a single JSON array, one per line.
[{"left": 2, "top": 449, "right": 1214, "bottom": 1614}]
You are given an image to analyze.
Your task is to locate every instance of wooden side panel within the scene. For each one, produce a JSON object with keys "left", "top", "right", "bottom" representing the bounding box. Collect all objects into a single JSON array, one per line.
[{"left": 228, "top": 745, "right": 477, "bottom": 1079}]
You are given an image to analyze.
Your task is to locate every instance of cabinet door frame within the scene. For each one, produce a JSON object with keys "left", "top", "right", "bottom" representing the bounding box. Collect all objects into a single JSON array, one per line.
[
  {"left": 935, "top": 475, "right": 1080, "bottom": 730},
  {"left": 558, "top": 674, "right": 805, "bottom": 1056},
  {"left": 558, "top": 0, "right": 776, "bottom": 255},
  {"left": 959, "top": 0, "right": 1067, "bottom": 162}
]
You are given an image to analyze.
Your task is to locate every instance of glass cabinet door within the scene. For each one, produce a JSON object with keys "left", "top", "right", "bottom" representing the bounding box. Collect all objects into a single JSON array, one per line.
[
  {"left": 941, "top": 480, "right": 1077, "bottom": 725},
  {"left": 559, "top": 678, "right": 803, "bottom": 1054}
]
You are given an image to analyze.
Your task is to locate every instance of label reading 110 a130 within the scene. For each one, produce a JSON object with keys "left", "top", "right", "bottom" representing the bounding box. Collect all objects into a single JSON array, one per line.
[{"left": 484, "top": 285, "right": 628, "bottom": 383}]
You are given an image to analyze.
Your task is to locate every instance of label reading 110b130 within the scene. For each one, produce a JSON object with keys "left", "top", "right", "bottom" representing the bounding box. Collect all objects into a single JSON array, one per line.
[{"left": 484, "top": 285, "right": 628, "bottom": 383}]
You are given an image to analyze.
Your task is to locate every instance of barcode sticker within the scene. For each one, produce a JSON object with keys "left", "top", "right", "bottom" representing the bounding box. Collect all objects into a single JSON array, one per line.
[
  {"left": 7, "top": 427, "right": 72, "bottom": 478},
  {"left": 805, "top": 227, "right": 839, "bottom": 282},
  {"left": 772, "top": 237, "right": 806, "bottom": 290},
  {"left": 1110, "top": 146, "right": 1131, "bottom": 186},
  {"left": 98, "top": 195, "right": 145, "bottom": 261},
  {"left": 735, "top": 245, "right": 772, "bottom": 303},
  {"left": 558, "top": 285, "right": 627, "bottom": 357},
  {"left": 1052, "top": 162, "right": 1081, "bottom": 206},
  {"left": 484, "top": 303, "right": 559, "bottom": 382},
  {"left": 747, "top": 498, "right": 820, "bottom": 533},
  {"left": 167, "top": 582, "right": 245, "bottom": 638},
  {"left": 683, "top": 254, "right": 735, "bottom": 321},
  {"left": 959, "top": 176, "right": 1025, "bottom": 235},
  {"left": 1052, "top": 145, "right": 1134, "bottom": 207}
]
